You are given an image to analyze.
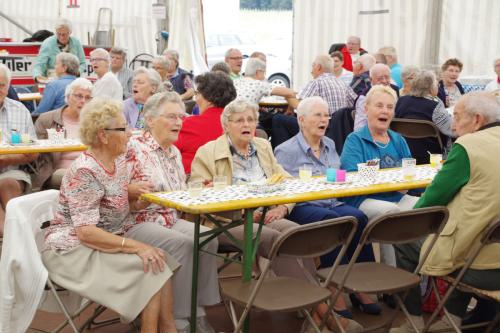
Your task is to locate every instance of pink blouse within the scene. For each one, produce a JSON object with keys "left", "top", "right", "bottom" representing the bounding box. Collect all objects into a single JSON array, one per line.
[
  {"left": 45, "top": 152, "right": 131, "bottom": 251},
  {"left": 125, "top": 132, "right": 186, "bottom": 230}
]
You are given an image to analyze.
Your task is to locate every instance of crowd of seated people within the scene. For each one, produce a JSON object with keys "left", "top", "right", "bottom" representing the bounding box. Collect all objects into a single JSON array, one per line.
[{"left": 2, "top": 24, "right": 500, "bottom": 333}]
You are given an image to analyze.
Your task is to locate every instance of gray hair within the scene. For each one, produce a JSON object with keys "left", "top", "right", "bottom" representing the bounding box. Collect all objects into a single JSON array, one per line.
[
  {"left": 64, "top": 77, "right": 93, "bottom": 104},
  {"left": 378, "top": 46, "right": 397, "bottom": 58},
  {"left": 211, "top": 62, "right": 231, "bottom": 74},
  {"left": 314, "top": 54, "right": 333, "bottom": 72},
  {"left": 56, "top": 52, "right": 80, "bottom": 76},
  {"left": 90, "top": 48, "right": 110, "bottom": 62},
  {"left": 152, "top": 56, "right": 171, "bottom": 70},
  {"left": 221, "top": 99, "right": 259, "bottom": 130},
  {"left": 143, "top": 91, "right": 186, "bottom": 130},
  {"left": 162, "top": 49, "right": 179, "bottom": 65},
  {"left": 244, "top": 58, "right": 266, "bottom": 77},
  {"left": 0, "top": 64, "right": 12, "bottom": 83},
  {"left": 369, "top": 63, "right": 391, "bottom": 78},
  {"left": 109, "top": 47, "right": 127, "bottom": 60},
  {"left": 224, "top": 48, "right": 241, "bottom": 59},
  {"left": 296, "top": 96, "right": 329, "bottom": 118},
  {"left": 358, "top": 54, "right": 376, "bottom": 71},
  {"left": 133, "top": 67, "right": 163, "bottom": 93},
  {"left": 410, "top": 70, "right": 437, "bottom": 98},
  {"left": 55, "top": 19, "right": 72, "bottom": 32},
  {"left": 401, "top": 65, "right": 420, "bottom": 82},
  {"left": 461, "top": 92, "right": 500, "bottom": 123}
]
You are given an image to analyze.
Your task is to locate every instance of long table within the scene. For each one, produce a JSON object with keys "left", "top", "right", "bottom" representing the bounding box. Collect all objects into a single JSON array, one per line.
[
  {"left": 0, "top": 139, "right": 87, "bottom": 155},
  {"left": 141, "top": 166, "right": 437, "bottom": 333}
]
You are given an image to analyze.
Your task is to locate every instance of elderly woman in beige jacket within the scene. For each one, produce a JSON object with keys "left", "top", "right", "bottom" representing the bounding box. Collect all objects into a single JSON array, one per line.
[
  {"left": 190, "top": 98, "right": 307, "bottom": 272},
  {"left": 190, "top": 99, "right": 363, "bottom": 332}
]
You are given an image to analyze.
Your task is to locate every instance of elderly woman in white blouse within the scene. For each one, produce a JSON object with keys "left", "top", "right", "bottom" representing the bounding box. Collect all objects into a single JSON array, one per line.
[{"left": 126, "top": 92, "right": 219, "bottom": 333}]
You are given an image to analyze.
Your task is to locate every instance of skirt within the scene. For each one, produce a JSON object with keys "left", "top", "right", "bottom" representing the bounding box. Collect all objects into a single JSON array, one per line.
[{"left": 42, "top": 245, "right": 180, "bottom": 323}]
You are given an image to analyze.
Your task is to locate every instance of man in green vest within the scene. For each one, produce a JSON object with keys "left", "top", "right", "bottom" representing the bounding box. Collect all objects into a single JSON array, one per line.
[{"left": 390, "top": 91, "right": 500, "bottom": 333}]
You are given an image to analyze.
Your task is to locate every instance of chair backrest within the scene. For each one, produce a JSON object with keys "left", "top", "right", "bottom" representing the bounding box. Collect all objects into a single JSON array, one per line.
[
  {"left": 390, "top": 118, "right": 444, "bottom": 150},
  {"left": 326, "top": 107, "right": 355, "bottom": 155},
  {"left": 362, "top": 206, "right": 448, "bottom": 246},
  {"left": 268, "top": 217, "right": 358, "bottom": 260}
]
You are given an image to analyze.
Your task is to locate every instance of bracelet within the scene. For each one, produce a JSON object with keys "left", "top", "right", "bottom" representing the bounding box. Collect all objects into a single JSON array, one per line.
[{"left": 121, "top": 237, "right": 126, "bottom": 249}]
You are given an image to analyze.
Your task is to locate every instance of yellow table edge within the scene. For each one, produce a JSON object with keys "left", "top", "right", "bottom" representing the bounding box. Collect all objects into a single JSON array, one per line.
[
  {"left": 0, "top": 144, "right": 87, "bottom": 155},
  {"left": 141, "top": 171, "right": 432, "bottom": 215}
]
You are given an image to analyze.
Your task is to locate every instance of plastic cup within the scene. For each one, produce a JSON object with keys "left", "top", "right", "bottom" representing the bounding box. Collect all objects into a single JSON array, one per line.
[
  {"left": 21, "top": 133, "right": 30, "bottom": 144},
  {"left": 299, "top": 165, "right": 312, "bottom": 180},
  {"left": 402, "top": 158, "right": 417, "bottom": 181},
  {"left": 336, "top": 169, "right": 346, "bottom": 182},
  {"left": 429, "top": 154, "right": 442, "bottom": 168},
  {"left": 326, "top": 168, "right": 336, "bottom": 182},
  {"left": 213, "top": 175, "right": 227, "bottom": 190},
  {"left": 38, "top": 84, "right": 46, "bottom": 94},
  {"left": 10, "top": 131, "right": 21, "bottom": 144},
  {"left": 188, "top": 181, "right": 203, "bottom": 197}
]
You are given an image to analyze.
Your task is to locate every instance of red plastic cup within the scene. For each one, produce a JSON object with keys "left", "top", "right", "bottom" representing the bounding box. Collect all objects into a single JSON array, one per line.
[{"left": 38, "top": 84, "right": 46, "bottom": 95}]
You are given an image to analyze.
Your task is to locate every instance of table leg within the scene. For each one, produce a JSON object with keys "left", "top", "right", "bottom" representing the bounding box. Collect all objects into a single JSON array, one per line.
[
  {"left": 242, "top": 208, "right": 255, "bottom": 333},
  {"left": 190, "top": 214, "right": 201, "bottom": 333}
]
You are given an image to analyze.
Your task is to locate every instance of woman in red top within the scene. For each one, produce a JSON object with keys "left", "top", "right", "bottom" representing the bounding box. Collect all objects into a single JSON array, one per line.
[{"left": 175, "top": 71, "right": 236, "bottom": 174}]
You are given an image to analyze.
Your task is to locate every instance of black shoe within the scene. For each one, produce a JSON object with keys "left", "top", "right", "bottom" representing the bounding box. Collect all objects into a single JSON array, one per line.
[
  {"left": 462, "top": 298, "right": 497, "bottom": 332},
  {"left": 349, "top": 294, "right": 381, "bottom": 315}
]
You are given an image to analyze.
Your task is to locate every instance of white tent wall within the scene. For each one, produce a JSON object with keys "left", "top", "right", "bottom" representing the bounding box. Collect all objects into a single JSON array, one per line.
[
  {"left": 292, "top": 0, "right": 498, "bottom": 90},
  {"left": 0, "top": 0, "right": 159, "bottom": 59},
  {"left": 439, "top": 0, "right": 500, "bottom": 79},
  {"left": 168, "top": 0, "right": 208, "bottom": 74}
]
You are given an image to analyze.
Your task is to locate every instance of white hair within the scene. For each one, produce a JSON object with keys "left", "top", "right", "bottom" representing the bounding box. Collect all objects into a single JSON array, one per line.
[
  {"left": 0, "top": 64, "right": 12, "bottom": 83},
  {"left": 221, "top": 99, "right": 259, "bottom": 130},
  {"left": 358, "top": 54, "right": 376, "bottom": 71},
  {"left": 314, "top": 54, "right": 333, "bottom": 72},
  {"left": 133, "top": 67, "right": 163, "bottom": 93},
  {"left": 56, "top": 52, "right": 80, "bottom": 76},
  {"left": 152, "top": 56, "right": 171, "bottom": 69},
  {"left": 55, "top": 19, "right": 72, "bottom": 32},
  {"left": 64, "top": 78, "right": 93, "bottom": 104},
  {"left": 143, "top": 91, "right": 185, "bottom": 130},
  {"left": 296, "top": 96, "right": 329, "bottom": 118},
  {"left": 369, "top": 63, "right": 391, "bottom": 78},
  {"left": 244, "top": 58, "right": 266, "bottom": 77},
  {"left": 461, "top": 92, "right": 500, "bottom": 123},
  {"left": 162, "top": 49, "right": 179, "bottom": 64},
  {"left": 224, "top": 48, "right": 241, "bottom": 59},
  {"left": 90, "top": 48, "right": 111, "bottom": 62}
]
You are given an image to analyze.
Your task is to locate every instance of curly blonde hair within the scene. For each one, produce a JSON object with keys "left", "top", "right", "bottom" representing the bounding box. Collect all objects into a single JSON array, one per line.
[{"left": 79, "top": 98, "right": 123, "bottom": 146}]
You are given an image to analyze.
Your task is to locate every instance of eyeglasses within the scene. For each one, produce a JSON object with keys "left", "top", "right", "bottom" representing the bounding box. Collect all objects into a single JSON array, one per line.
[
  {"left": 229, "top": 57, "right": 243, "bottom": 61},
  {"left": 72, "top": 94, "right": 92, "bottom": 101},
  {"left": 228, "top": 117, "right": 257, "bottom": 125},
  {"left": 90, "top": 57, "right": 107, "bottom": 62},
  {"left": 104, "top": 127, "right": 128, "bottom": 132},
  {"left": 160, "top": 113, "right": 187, "bottom": 121}
]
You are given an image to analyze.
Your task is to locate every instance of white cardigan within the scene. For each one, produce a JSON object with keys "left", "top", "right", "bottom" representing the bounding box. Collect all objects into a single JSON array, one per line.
[{"left": 0, "top": 190, "right": 59, "bottom": 333}]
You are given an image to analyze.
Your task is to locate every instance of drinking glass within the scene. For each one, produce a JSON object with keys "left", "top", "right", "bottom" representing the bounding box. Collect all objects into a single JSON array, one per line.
[
  {"left": 188, "top": 181, "right": 203, "bottom": 197},
  {"left": 213, "top": 175, "right": 227, "bottom": 190},
  {"left": 402, "top": 158, "right": 417, "bottom": 181},
  {"left": 299, "top": 165, "right": 312, "bottom": 180}
]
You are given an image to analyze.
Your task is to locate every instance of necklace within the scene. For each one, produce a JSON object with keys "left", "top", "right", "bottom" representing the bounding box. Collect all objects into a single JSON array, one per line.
[{"left": 373, "top": 139, "right": 390, "bottom": 149}]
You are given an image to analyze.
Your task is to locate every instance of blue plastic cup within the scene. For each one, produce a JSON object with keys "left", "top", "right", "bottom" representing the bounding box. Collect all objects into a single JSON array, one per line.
[
  {"left": 11, "top": 131, "right": 21, "bottom": 144},
  {"left": 326, "top": 168, "right": 337, "bottom": 182}
]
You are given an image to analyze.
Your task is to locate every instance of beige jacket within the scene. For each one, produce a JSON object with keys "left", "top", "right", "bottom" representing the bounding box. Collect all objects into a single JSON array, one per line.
[
  {"left": 420, "top": 125, "right": 500, "bottom": 276},
  {"left": 190, "top": 135, "right": 294, "bottom": 213}
]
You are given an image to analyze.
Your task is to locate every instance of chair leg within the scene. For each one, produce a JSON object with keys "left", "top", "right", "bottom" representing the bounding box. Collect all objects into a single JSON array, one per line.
[
  {"left": 393, "top": 294, "right": 422, "bottom": 333},
  {"left": 47, "top": 279, "right": 82, "bottom": 333},
  {"left": 485, "top": 311, "right": 500, "bottom": 333},
  {"left": 422, "top": 278, "right": 460, "bottom": 333}
]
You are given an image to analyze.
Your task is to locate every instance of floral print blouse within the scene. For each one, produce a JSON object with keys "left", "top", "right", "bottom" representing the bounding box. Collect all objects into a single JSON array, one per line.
[
  {"left": 125, "top": 132, "right": 186, "bottom": 230},
  {"left": 44, "top": 152, "right": 131, "bottom": 251}
]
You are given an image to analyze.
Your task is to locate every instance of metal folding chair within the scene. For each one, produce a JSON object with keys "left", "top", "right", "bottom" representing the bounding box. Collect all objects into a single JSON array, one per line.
[
  {"left": 423, "top": 218, "right": 500, "bottom": 333},
  {"left": 317, "top": 206, "right": 449, "bottom": 333},
  {"left": 219, "top": 216, "right": 358, "bottom": 333}
]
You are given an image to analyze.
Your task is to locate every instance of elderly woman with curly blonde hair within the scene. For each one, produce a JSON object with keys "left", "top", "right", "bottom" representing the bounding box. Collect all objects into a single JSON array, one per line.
[{"left": 42, "top": 98, "right": 179, "bottom": 333}]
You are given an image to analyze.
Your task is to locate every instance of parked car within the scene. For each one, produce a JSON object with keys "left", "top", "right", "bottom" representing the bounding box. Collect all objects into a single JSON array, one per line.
[{"left": 206, "top": 33, "right": 291, "bottom": 87}]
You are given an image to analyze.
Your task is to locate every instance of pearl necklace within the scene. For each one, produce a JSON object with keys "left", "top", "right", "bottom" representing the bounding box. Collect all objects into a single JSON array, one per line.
[{"left": 373, "top": 139, "right": 390, "bottom": 149}]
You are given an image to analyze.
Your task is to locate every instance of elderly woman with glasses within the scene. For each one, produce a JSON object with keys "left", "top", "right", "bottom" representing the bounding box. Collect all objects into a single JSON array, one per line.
[
  {"left": 42, "top": 98, "right": 179, "bottom": 333},
  {"left": 33, "top": 19, "right": 86, "bottom": 83},
  {"left": 34, "top": 78, "right": 93, "bottom": 189},
  {"left": 124, "top": 67, "right": 164, "bottom": 129},
  {"left": 125, "top": 92, "right": 219, "bottom": 333},
  {"left": 190, "top": 99, "right": 362, "bottom": 333}
]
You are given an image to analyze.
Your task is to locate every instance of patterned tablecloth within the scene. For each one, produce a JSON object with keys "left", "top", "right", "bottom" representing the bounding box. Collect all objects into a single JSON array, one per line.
[{"left": 154, "top": 166, "right": 437, "bottom": 207}]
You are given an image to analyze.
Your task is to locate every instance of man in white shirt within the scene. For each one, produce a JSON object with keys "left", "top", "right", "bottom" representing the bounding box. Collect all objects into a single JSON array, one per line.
[
  {"left": 90, "top": 48, "right": 123, "bottom": 101},
  {"left": 110, "top": 47, "right": 133, "bottom": 99}
]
